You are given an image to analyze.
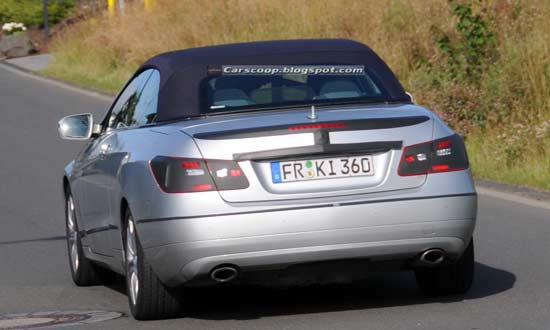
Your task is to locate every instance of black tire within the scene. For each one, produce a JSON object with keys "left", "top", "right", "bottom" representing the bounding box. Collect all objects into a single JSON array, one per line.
[
  {"left": 123, "top": 208, "right": 183, "bottom": 320},
  {"left": 415, "top": 239, "right": 475, "bottom": 297},
  {"left": 65, "top": 191, "right": 115, "bottom": 286}
]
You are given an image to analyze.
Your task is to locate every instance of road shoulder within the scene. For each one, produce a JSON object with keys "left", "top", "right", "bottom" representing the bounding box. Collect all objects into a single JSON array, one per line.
[
  {"left": 475, "top": 179, "right": 550, "bottom": 210},
  {"left": 0, "top": 57, "right": 114, "bottom": 101}
]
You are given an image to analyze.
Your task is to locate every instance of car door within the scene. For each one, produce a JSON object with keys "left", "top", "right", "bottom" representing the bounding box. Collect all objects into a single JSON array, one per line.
[
  {"left": 105, "top": 69, "right": 161, "bottom": 255},
  {"left": 78, "top": 70, "right": 152, "bottom": 256}
]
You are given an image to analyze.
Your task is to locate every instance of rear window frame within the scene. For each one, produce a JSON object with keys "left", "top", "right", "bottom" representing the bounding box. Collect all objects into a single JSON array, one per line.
[{"left": 199, "top": 66, "right": 392, "bottom": 115}]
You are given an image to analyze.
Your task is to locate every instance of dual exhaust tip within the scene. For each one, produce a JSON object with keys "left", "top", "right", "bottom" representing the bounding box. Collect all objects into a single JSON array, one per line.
[
  {"left": 211, "top": 265, "right": 239, "bottom": 283},
  {"left": 211, "top": 250, "right": 445, "bottom": 282}
]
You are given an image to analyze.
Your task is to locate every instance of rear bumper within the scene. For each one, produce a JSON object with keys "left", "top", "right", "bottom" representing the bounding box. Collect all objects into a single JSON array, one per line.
[{"left": 139, "top": 193, "right": 476, "bottom": 287}]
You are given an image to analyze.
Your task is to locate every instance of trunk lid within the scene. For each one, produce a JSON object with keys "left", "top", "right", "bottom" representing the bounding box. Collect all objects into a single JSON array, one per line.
[{"left": 180, "top": 104, "right": 434, "bottom": 202}]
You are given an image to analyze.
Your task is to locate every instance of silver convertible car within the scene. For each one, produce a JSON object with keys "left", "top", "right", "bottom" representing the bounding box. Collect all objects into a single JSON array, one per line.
[{"left": 59, "top": 39, "right": 476, "bottom": 320}]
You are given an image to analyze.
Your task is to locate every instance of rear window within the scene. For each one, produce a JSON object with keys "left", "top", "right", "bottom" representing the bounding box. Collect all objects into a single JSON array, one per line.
[{"left": 201, "top": 65, "right": 389, "bottom": 114}]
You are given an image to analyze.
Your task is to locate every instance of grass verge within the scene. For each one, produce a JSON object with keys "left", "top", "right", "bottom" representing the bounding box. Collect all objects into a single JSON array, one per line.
[
  {"left": 43, "top": 0, "right": 550, "bottom": 190},
  {"left": 467, "top": 133, "right": 550, "bottom": 191}
]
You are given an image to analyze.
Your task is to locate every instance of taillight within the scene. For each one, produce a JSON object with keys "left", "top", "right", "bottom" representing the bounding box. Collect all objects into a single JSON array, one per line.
[
  {"left": 205, "top": 159, "right": 249, "bottom": 191},
  {"left": 398, "top": 134, "right": 468, "bottom": 176},
  {"left": 150, "top": 156, "right": 249, "bottom": 193}
]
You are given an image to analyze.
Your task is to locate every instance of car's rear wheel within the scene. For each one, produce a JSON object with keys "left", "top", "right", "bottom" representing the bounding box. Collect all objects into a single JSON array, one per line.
[
  {"left": 65, "top": 191, "right": 114, "bottom": 286},
  {"left": 415, "top": 239, "right": 474, "bottom": 297},
  {"left": 124, "top": 208, "right": 183, "bottom": 320}
]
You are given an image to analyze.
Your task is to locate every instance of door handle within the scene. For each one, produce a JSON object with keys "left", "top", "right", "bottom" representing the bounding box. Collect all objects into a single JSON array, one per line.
[{"left": 99, "top": 143, "right": 111, "bottom": 159}]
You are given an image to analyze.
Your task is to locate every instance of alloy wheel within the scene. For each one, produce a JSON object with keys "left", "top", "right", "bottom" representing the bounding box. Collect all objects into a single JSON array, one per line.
[
  {"left": 126, "top": 217, "right": 139, "bottom": 306},
  {"left": 67, "top": 196, "right": 79, "bottom": 272}
]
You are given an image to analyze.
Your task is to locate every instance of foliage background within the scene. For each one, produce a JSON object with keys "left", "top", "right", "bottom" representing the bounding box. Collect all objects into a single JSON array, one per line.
[
  {"left": 42, "top": 0, "right": 550, "bottom": 189},
  {"left": 0, "top": 0, "right": 74, "bottom": 27}
]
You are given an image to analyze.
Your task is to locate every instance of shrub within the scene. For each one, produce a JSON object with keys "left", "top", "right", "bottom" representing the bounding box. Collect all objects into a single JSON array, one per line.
[
  {"left": 434, "top": 1, "right": 497, "bottom": 82},
  {"left": 0, "top": 0, "right": 75, "bottom": 27}
]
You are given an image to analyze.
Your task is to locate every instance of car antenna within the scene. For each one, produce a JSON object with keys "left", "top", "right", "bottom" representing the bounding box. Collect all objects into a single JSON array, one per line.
[{"left": 307, "top": 105, "right": 318, "bottom": 120}]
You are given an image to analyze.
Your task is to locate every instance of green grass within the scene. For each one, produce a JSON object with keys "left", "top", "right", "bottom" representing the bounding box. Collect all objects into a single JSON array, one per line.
[
  {"left": 42, "top": 0, "right": 550, "bottom": 191},
  {"left": 42, "top": 60, "right": 126, "bottom": 94},
  {"left": 467, "top": 133, "right": 550, "bottom": 191}
]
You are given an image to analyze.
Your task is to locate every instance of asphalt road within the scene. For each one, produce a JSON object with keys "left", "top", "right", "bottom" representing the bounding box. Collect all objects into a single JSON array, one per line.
[{"left": 1, "top": 64, "right": 549, "bottom": 330}]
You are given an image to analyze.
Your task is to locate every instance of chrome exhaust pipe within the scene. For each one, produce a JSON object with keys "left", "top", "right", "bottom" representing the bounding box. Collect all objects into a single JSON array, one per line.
[
  {"left": 211, "top": 266, "right": 239, "bottom": 283},
  {"left": 419, "top": 248, "right": 446, "bottom": 266}
]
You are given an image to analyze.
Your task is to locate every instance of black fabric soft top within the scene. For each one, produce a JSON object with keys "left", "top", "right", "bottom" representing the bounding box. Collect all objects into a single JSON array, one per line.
[{"left": 134, "top": 39, "right": 409, "bottom": 122}]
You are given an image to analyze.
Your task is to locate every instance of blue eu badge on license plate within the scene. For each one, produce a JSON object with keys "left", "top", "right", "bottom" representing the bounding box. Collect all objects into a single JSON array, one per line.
[{"left": 271, "top": 162, "right": 282, "bottom": 183}]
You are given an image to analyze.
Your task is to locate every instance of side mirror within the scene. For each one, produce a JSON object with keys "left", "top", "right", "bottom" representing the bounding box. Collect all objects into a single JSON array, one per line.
[
  {"left": 58, "top": 113, "right": 99, "bottom": 140},
  {"left": 405, "top": 91, "right": 416, "bottom": 104}
]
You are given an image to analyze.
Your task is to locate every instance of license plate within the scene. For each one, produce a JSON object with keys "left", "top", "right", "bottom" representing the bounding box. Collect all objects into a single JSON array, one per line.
[{"left": 271, "top": 155, "right": 374, "bottom": 183}]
